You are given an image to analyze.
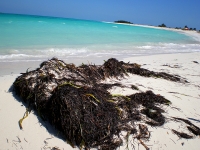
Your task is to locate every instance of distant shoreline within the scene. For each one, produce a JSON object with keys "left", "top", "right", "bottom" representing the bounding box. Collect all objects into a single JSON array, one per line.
[{"left": 103, "top": 21, "right": 200, "bottom": 42}]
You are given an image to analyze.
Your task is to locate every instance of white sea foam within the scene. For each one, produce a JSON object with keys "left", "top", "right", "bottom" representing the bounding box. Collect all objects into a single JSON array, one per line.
[
  {"left": 136, "top": 43, "right": 200, "bottom": 52},
  {"left": 1, "top": 43, "right": 200, "bottom": 62},
  {"left": 0, "top": 48, "right": 88, "bottom": 62}
]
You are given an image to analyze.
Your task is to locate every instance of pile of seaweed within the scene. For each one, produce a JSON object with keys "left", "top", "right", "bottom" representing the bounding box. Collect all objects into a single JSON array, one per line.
[{"left": 13, "top": 58, "right": 199, "bottom": 150}]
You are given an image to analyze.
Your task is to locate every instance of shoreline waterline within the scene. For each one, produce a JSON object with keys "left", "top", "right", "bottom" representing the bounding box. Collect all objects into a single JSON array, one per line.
[
  {"left": 1, "top": 13, "right": 200, "bottom": 75},
  {"left": 0, "top": 51, "right": 199, "bottom": 76}
]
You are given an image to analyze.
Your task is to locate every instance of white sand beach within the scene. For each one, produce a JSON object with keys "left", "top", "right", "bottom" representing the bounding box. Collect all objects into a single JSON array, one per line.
[
  {"left": 113, "top": 22, "right": 200, "bottom": 42},
  {"left": 0, "top": 52, "right": 200, "bottom": 150}
]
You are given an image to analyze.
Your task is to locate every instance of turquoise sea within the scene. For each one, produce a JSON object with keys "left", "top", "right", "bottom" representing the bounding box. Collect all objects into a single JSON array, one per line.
[{"left": 0, "top": 13, "right": 200, "bottom": 62}]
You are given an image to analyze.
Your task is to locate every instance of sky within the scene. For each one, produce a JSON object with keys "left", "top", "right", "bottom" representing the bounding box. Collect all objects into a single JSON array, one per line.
[{"left": 0, "top": 0, "right": 200, "bottom": 30}]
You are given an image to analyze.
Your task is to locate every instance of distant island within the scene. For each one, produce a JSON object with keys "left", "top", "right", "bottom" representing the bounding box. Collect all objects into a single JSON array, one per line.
[
  {"left": 158, "top": 23, "right": 166, "bottom": 27},
  {"left": 158, "top": 23, "right": 199, "bottom": 32},
  {"left": 114, "top": 20, "right": 200, "bottom": 32},
  {"left": 114, "top": 20, "right": 133, "bottom": 24}
]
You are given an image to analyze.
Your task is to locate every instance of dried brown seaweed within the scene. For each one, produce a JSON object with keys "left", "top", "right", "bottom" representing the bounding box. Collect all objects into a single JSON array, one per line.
[
  {"left": 187, "top": 126, "right": 200, "bottom": 136},
  {"left": 173, "top": 117, "right": 200, "bottom": 136},
  {"left": 13, "top": 58, "right": 192, "bottom": 149},
  {"left": 19, "top": 108, "right": 29, "bottom": 129},
  {"left": 172, "top": 129, "right": 193, "bottom": 139}
]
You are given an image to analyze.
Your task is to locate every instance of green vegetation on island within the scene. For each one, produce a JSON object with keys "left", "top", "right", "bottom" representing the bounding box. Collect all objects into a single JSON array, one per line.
[
  {"left": 159, "top": 23, "right": 199, "bottom": 32},
  {"left": 181, "top": 25, "right": 197, "bottom": 31},
  {"left": 114, "top": 20, "right": 199, "bottom": 31},
  {"left": 158, "top": 23, "right": 166, "bottom": 27},
  {"left": 114, "top": 20, "right": 133, "bottom": 24}
]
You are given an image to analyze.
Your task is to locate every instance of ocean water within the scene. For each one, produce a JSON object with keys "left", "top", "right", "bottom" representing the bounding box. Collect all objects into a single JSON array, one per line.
[{"left": 0, "top": 13, "right": 200, "bottom": 62}]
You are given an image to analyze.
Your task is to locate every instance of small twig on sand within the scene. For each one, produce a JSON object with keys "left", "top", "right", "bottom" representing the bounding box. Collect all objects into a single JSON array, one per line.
[
  {"left": 170, "top": 138, "right": 176, "bottom": 144},
  {"left": 17, "top": 136, "right": 21, "bottom": 143},
  {"left": 12, "top": 142, "right": 17, "bottom": 147},
  {"left": 169, "top": 92, "right": 198, "bottom": 98},
  {"left": 24, "top": 138, "right": 28, "bottom": 143},
  {"left": 138, "top": 139, "right": 150, "bottom": 150},
  {"left": 170, "top": 106, "right": 181, "bottom": 111},
  {"left": 45, "top": 137, "right": 54, "bottom": 140}
]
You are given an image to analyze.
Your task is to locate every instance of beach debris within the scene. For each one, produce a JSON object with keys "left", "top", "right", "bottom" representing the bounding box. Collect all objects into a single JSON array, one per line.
[
  {"left": 138, "top": 139, "right": 150, "bottom": 150},
  {"left": 187, "top": 126, "right": 200, "bottom": 136},
  {"left": 19, "top": 108, "right": 29, "bottom": 129},
  {"left": 24, "top": 138, "right": 28, "bottom": 143},
  {"left": 13, "top": 58, "right": 194, "bottom": 149},
  {"left": 51, "top": 147, "right": 61, "bottom": 150},
  {"left": 170, "top": 138, "right": 176, "bottom": 144},
  {"left": 16, "top": 136, "right": 21, "bottom": 143},
  {"left": 168, "top": 91, "right": 200, "bottom": 99},
  {"left": 172, "top": 117, "right": 200, "bottom": 137},
  {"left": 192, "top": 61, "right": 199, "bottom": 64},
  {"left": 131, "top": 84, "right": 139, "bottom": 90},
  {"left": 162, "top": 64, "right": 182, "bottom": 68},
  {"left": 171, "top": 129, "right": 193, "bottom": 139},
  {"left": 188, "top": 118, "right": 200, "bottom": 123},
  {"left": 12, "top": 136, "right": 21, "bottom": 143}
]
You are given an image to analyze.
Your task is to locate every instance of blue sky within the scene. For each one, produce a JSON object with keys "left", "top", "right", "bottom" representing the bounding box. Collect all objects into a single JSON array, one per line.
[{"left": 0, "top": 0, "right": 200, "bottom": 30}]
